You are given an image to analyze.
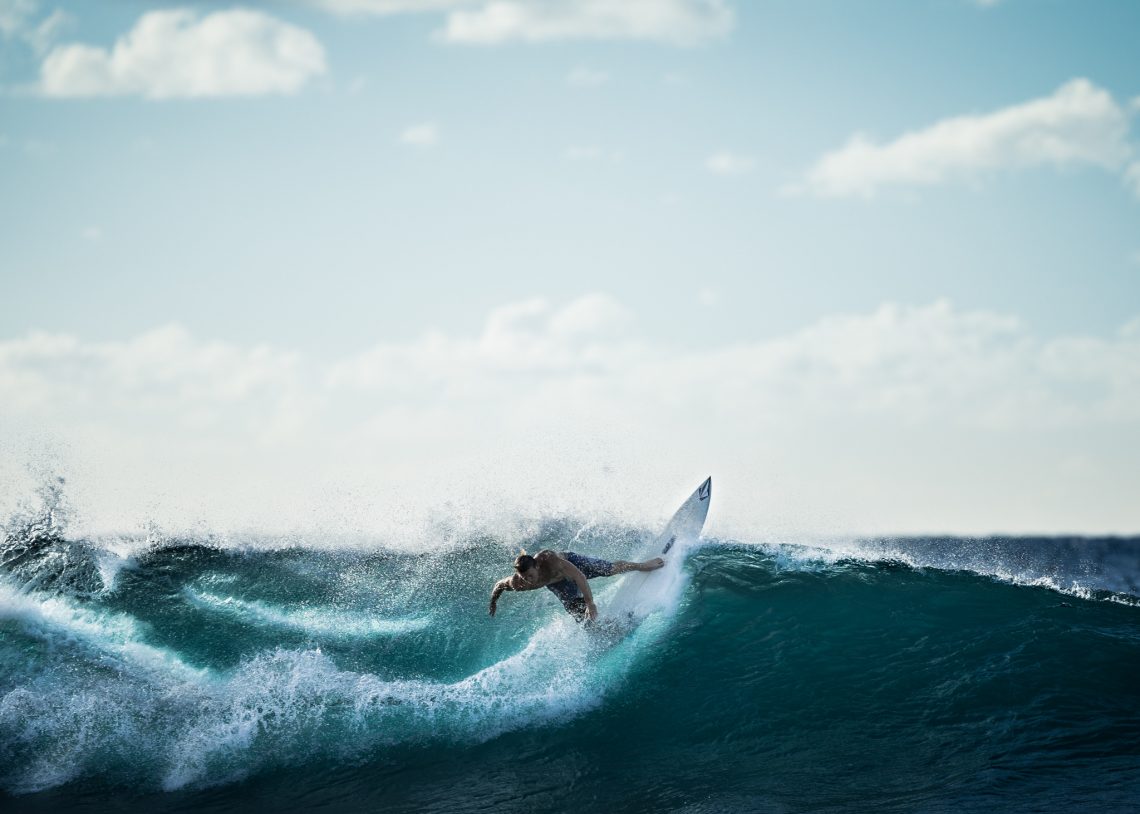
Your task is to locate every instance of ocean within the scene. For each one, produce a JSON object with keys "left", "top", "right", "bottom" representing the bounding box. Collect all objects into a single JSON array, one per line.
[{"left": 1, "top": 499, "right": 1138, "bottom": 812}]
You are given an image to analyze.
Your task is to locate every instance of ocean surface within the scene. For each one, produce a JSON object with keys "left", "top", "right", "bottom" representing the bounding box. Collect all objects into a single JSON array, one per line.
[{"left": 1, "top": 496, "right": 1138, "bottom": 812}]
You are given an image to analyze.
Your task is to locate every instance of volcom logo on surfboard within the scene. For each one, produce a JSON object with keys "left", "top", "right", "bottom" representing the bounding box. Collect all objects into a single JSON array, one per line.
[{"left": 698, "top": 479, "right": 711, "bottom": 501}]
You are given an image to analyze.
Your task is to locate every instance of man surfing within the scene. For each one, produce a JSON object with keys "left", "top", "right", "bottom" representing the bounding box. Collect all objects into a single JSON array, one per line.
[{"left": 489, "top": 549, "right": 664, "bottom": 622}]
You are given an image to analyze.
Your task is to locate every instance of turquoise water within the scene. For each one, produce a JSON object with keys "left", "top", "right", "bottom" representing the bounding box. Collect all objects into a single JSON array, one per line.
[{"left": 2, "top": 508, "right": 1138, "bottom": 812}]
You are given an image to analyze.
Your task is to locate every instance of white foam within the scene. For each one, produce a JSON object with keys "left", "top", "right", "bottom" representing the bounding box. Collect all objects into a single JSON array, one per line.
[
  {"left": 1, "top": 576, "right": 681, "bottom": 793},
  {"left": 92, "top": 548, "right": 135, "bottom": 593},
  {"left": 0, "top": 581, "right": 208, "bottom": 681},
  {"left": 162, "top": 613, "right": 630, "bottom": 789},
  {"left": 183, "top": 589, "right": 431, "bottom": 638}
]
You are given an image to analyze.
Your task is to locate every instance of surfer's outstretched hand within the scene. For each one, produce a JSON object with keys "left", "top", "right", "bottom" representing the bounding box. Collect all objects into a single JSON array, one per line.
[{"left": 645, "top": 557, "right": 665, "bottom": 571}]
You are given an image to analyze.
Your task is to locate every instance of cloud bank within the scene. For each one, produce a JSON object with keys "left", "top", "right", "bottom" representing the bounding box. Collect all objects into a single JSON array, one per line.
[
  {"left": 39, "top": 9, "right": 326, "bottom": 98},
  {"left": 2, "top": 296, "right": 1138, "bottom": 535},
  {"left": 797, "top": 79, "right": 1136, "bottom": 198}
]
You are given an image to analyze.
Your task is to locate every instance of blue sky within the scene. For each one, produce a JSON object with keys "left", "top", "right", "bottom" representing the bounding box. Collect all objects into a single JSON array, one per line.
[{"left": 1, "top": 0, "right": 1138, "bottom": 536}]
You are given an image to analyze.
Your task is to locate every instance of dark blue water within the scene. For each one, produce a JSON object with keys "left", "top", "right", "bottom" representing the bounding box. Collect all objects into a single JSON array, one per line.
[{"left": 2, "top": 502, "right": 1138, "bottom": 812}]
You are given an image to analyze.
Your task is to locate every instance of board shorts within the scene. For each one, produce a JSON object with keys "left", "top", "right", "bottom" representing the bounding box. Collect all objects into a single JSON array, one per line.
[{"left": 546, "top": 552, "right": 614, "bottom": 621}]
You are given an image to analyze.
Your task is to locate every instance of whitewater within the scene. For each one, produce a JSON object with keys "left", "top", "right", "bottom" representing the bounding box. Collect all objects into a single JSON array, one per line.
[{"left": 1, "top": 485, "right": 1138, "bottom": 812}]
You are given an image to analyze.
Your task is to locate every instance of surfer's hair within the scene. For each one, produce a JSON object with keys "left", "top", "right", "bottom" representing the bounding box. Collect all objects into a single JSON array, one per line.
[{"left": 514, "top": 554, "right": 536, "bottom": 573}]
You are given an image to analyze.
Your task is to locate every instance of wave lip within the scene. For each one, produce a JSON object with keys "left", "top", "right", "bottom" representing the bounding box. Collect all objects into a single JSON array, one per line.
[{"left": 729, "top": 534, "right": 1140, "bottom": 603}]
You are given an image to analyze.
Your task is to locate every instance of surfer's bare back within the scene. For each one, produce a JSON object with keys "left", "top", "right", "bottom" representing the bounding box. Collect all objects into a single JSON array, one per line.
[{"left": 489, "top": 549, "right": 664, "bottom": 622}]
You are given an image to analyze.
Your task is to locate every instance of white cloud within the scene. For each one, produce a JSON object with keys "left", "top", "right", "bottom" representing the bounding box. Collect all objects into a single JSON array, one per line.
[
  {"left": 548, "top": 292, "right": 631, "bottom": 337},
  {"left": 0, "top": 0, "right": 36, "bottom": 37},
  {"left": 567, "top": 66, "right": 608, "bottom": 87},
  {"left": 9, "top": 295, "right": 1128, "bottom": 438},
  {"left": 0, "top": 0, "right": 70, "bottom": 53},
  {"left": 705, "top": 151, "right": 755, "bottom": 175},
  {"left": 4, "top": 296, "right": 1140, "bottom": 534},
  {"left": 797, "top": 79, "right": 1134, "bottom": 198},
  {"left": 299, "top": 0, "right": 735, "bottom": 47},
  {"left": 400, "top": 122, "right": 440, "bottom": 146},
  {"left": 439, "top": 0, "right": 734, "bottom": 46},
  {"left": 26, "top": 7, "right": 69, "bottom": 53},
  {"left": 39, "top": 9, "right": 326, "bottom": 99},
  {"left": 0, "top": 324, "right": 305, "bottom": 424},
  {"left": 304, "top": 0, "right": 476, "bottom": 14},
  {"left": 328, "top": 295, "right": 636, "bottom": 390}
]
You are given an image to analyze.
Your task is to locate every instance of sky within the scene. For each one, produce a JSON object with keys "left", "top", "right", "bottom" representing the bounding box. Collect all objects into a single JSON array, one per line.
[{"left": 0, "top": 0, "right": 1138, "bottom": 538}]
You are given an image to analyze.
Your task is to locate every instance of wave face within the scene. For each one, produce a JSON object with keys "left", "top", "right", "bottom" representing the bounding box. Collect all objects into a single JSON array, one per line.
[{"left": 1, "top": 512, "right": 1138, "bottom": 812}]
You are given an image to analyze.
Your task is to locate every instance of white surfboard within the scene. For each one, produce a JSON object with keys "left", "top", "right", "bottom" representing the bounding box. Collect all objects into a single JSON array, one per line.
[{"left": 605, "top": 476, "right": 712, "bottom": 622}]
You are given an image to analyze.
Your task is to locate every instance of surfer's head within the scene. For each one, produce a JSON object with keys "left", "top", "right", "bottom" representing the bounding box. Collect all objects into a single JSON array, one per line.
[{"left": 514, "top": 554, "right": 536, "bottom": 574}]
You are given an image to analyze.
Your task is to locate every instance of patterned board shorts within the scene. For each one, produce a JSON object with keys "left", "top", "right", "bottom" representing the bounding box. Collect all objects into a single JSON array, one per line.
[{"left": 546, "top": 551, "right": 615, "bottom": 620}]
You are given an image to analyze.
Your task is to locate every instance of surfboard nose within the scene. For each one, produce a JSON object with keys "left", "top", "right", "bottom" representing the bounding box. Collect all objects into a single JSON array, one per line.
[{"left": 698, "top": 476, "right": 711, "bottom": 501}]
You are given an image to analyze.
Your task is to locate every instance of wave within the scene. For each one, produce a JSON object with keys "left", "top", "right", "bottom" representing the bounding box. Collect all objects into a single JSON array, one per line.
[
  {"left": 731, "top": 535, "right": 1140, "bottom": 606},
  {"left": 0, "top": 597, "right": 635, "bottom": 793},
  {"left": 1, "top": 506, "right": 1138, "bottom": 807}
]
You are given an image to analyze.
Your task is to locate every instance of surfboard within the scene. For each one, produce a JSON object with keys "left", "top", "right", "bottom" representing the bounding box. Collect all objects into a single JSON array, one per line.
[{"left": 604, "top": 476, "right": 712, "bottom": 623}]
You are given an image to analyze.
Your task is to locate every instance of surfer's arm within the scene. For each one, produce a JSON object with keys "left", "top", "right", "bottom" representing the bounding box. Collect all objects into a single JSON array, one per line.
[{"left": 488, "top": 578, "right": 513, "bottom": 617}]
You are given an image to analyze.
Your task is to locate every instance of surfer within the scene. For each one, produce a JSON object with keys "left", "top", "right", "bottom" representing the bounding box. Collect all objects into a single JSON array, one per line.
[{"left": 488, "top": 550, "right": 664, "bottom": 622}]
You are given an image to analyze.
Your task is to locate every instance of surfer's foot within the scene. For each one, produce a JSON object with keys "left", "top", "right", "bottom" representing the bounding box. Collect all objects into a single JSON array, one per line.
[{"left": 640, "top": 557, "right": 665, "bottom": 571}]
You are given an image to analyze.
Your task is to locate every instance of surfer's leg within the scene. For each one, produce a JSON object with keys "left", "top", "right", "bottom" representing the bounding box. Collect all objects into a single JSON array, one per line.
[
  {"left": 611, "top": 558, "right": 664, "bottom": 574},
  {"left": 563, "top": 552, "right": 615, "bottom": 579}
]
